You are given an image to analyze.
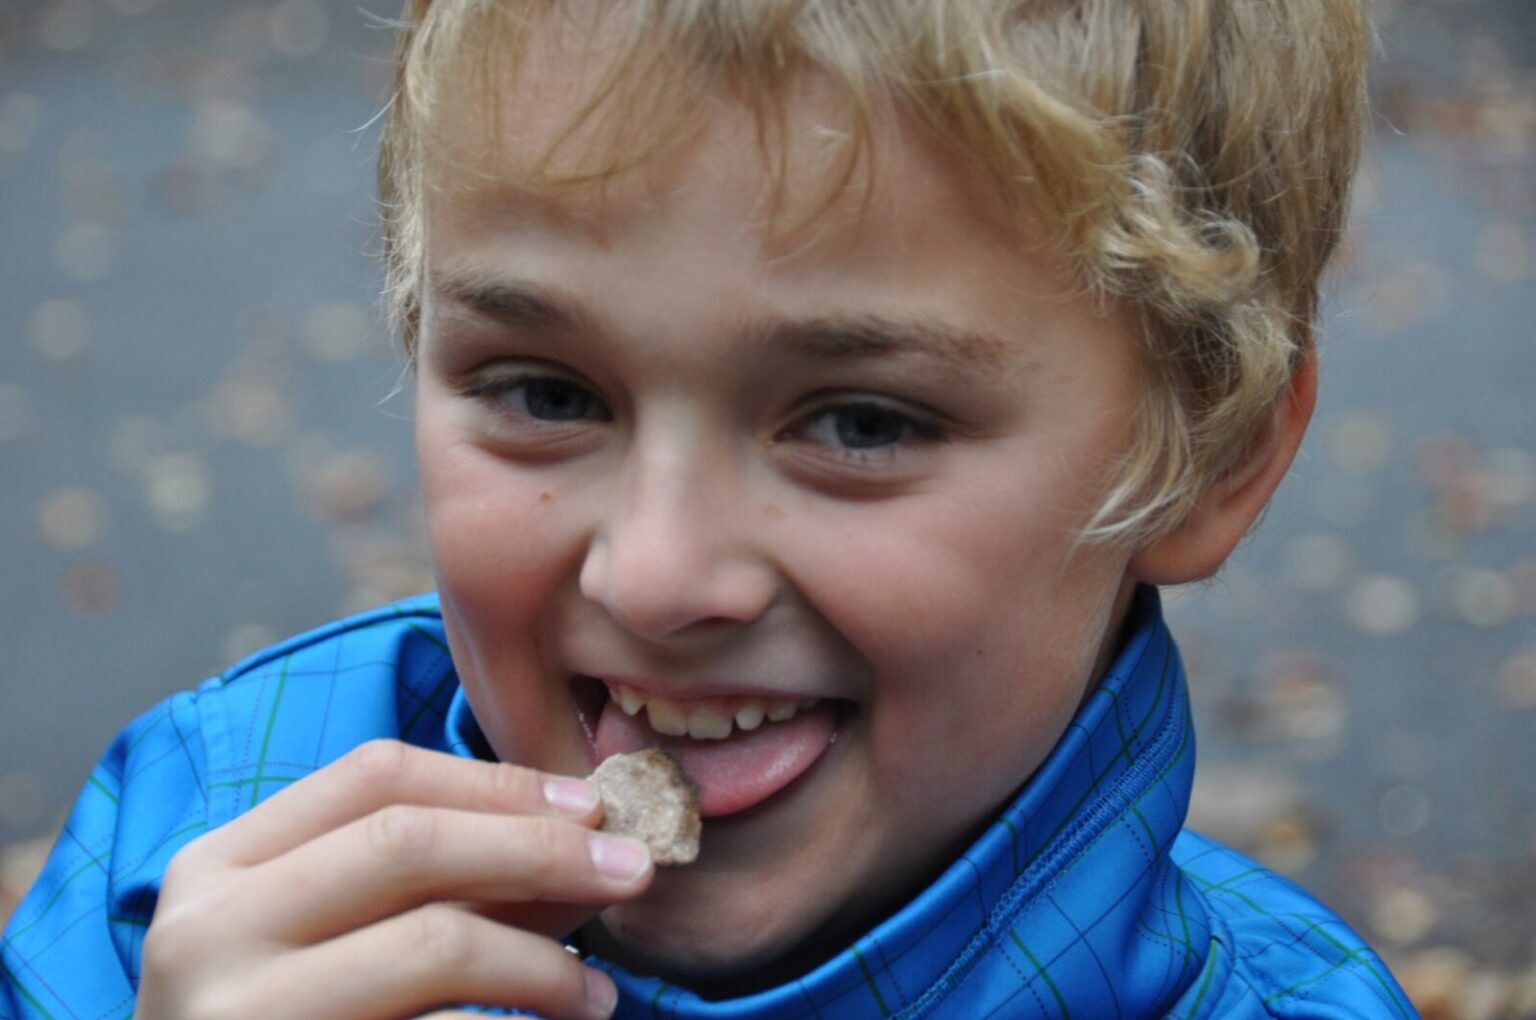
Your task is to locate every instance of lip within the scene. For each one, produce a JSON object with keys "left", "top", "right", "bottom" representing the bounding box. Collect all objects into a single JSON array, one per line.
[
  {"left": 580, "top": 674, "right": 854, "bottom": 816},
  {"left": 581, "top": 673, "right": 834, "bottom": 705},
  {"left": 569, "top": 671, "right": 845, "bottom": 760},
  {"left": 571, "top": 672, "right": 860, "bottom": 817}
]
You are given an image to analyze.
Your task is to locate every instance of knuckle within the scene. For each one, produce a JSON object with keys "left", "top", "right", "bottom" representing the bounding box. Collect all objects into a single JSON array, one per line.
[
  {"left": 552, "top": 956, "right": 595, "bottom": 1012},
  {"left": 159, "top": 843, "right": 199, "bottom": 894},
  {"left": 344, "top": 738, "right": 413, "bottom": 785},
  {"left": 143, "top": 882, "right": 225, "bottom": 973},
  {"left": 486, "top": 759, "right": 536, "bottom": 805},
  {"left": 407, "top": 905, "right": 477, "bottom": 973},
  {"left": 139, "top": 918, "right": 182, "bottom": 979},
  {"left": 366, "top": 803, "right": 438, "bottom": 866},
  {"left": 180, "top": 985, "right": 255, "bottom": 1020},
  {"left": 515, "top": 817, "right": 575, "bottom": 886},
  {"left": 141, "top": 929, "right": 253, "bottom": 1019},
  {"left": 159, "top": 825, "right": 225, "bottom": 890}
]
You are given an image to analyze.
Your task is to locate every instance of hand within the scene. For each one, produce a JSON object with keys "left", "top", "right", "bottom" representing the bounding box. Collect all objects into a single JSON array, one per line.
[{"left": 136, "top": 740, "right": 650, "bottom": 1020}]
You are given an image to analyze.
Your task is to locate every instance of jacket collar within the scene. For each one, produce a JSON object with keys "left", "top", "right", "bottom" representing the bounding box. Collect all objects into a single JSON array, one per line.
[{"left": 445, "top": 585, "right": 1209, "bottom": 1017}]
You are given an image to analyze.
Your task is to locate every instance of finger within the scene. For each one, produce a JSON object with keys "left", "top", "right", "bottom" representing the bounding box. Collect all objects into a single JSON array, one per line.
[
  {"left": 192, "top": 740, "right": 601, "bottom": 867},
  {"left": 269, "top": 905, "right": 619, "bottom": 1020},
  {"left": 470, "top": 898, "right": 612, "bottom": 944},
  {"left": 253, "top": 806, "right": 651, "bottom": 942}
]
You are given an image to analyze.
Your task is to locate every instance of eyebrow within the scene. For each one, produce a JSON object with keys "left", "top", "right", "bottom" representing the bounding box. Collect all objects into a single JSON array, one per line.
[
  {"left": 433, "top": 271, "right": 579, "bottom": 330},
  {"left": 431, "top": 269, "right": 1013, "bottom": 376},
  {"left": 752, "top": 316, "right": 1010, "bottom": 377}
]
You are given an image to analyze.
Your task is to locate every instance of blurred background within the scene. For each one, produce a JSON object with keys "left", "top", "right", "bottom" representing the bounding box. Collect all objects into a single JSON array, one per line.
[{"left": 1, "top": 0, "right": 1532, "bottom": 1014}]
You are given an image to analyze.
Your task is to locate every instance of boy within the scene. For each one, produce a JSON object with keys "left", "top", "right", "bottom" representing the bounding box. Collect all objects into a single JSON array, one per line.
[{"left": 3, "top": 0, "right": 1415, "bottom": 1016}]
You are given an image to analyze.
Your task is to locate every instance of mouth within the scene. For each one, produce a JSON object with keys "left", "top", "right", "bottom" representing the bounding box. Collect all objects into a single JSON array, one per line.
[{"left": 573, "top": 676, "right": 848, "bottom": 819}]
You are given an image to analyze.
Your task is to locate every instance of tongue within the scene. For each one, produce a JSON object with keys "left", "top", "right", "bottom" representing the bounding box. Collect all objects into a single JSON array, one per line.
[{"left": 592, "top": 699, "right": 836, "bottom": 817}]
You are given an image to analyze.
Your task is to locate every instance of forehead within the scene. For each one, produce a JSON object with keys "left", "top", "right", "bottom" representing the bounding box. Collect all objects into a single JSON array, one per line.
[{"left": 416, "top": 9, "right": 1047, "bottom": 269}]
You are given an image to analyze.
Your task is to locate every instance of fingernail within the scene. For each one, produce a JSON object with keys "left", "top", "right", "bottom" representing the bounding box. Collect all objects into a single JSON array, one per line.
[
  {"left": 585, "top": 966, "right": 618, "bottom": 1018},
  {"left": 543, "top": 777, "right": 599, "bottom": 816},
  {"left": 589, "top": 833, "right": 650, "bottom": 882}
]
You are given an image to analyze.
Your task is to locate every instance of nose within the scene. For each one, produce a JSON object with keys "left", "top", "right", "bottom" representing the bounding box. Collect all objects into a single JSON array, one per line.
[{"left": 578, "top": 445, "right": 778, "bottom": 642}]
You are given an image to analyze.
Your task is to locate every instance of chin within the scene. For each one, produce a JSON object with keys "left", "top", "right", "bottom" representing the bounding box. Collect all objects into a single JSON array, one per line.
[{"left": 584, "top": 873, "right": 840, "bottom": 995}]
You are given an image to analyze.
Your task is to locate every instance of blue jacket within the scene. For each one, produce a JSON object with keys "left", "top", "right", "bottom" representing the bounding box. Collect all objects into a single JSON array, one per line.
[{"left": 1, "top": 588, "right": 1415, "bottom": 1018}]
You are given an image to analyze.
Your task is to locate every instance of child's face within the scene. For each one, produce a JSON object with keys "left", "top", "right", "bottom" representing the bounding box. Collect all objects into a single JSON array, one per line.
[{"left": 413, "top": 59, "right": 1148, "bottom": 988}]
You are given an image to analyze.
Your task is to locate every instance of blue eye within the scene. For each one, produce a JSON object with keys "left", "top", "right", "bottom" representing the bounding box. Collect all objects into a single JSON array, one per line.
[
  {"left": 521, "top": 377, "right": 600, "bottom": 421},
  {"left": 464, "top": 373, "right": 611, "bottom": 423},
  {"left": 799, "top": 401, "right": 940, "bottom": 452}
]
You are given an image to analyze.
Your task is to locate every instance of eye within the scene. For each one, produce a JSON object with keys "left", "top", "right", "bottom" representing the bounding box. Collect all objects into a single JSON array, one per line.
[
  {"left": 519, "top": 377, "right": 602, "bottom": 421},
  {"left": 464, "top": 371, "right": 611, "bottom": 423},
  {"left": 795, "top": 400, "right": 942, "bottom": 453}
]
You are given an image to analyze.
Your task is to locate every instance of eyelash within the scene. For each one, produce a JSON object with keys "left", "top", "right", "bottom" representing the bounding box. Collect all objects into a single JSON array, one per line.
[
  {"left": 462, "top": 371, "right": 612, "bottom": 426},
  {"left": 783, "top": 399, "right": 946, "bottom": 462},
  {"left": 460, "top": 372, "right": 946, "bottom": 459}
]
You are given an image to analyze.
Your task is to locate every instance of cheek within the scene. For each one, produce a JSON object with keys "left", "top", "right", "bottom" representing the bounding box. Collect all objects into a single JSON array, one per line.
[
  {"left": 417, "top": 421, "right": 575, "bottom": 595},
  {"left": 792, "top": 488, "right": 1074, "bottom": 674},
  {"left": 793, "top": 489, "right": 1122, "bottom": 797}
]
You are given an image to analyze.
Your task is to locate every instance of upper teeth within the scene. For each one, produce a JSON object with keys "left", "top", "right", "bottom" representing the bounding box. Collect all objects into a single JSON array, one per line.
[{"left": 610, "top": 683, "right": 819, "bottom": 741}]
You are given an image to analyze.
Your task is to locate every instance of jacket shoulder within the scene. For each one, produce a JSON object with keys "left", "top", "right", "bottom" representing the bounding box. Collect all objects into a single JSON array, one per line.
[
  {"left": 189, "top": 593, "right": 456, "bottom": 821},
  {"left": 1168, "top": 830, "right": 1418, "bottom": 1019},
  {"left": 2, "top": 597, "right": 455, "bottom": 1014}
]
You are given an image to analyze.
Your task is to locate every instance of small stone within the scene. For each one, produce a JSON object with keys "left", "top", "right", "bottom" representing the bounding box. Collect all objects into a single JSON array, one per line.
[{"left": 590, "top": 749, "right": 700, "bottom": 867}]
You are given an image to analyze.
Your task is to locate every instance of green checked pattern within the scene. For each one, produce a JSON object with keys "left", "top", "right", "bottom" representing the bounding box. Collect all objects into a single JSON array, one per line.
[{"left": 2, "top": 588, "right": 1415, "bottom": 1018}]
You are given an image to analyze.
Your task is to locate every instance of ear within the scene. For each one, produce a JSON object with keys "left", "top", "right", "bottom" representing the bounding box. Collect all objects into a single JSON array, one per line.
[{"left": 1129, "top": 348, "right": 1318, "bottom": 585}]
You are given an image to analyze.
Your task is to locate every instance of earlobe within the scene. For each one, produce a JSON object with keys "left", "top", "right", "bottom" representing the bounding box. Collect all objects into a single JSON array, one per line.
[{"left": 1129, "top": 350, "right": 1318, "bottom": 586}]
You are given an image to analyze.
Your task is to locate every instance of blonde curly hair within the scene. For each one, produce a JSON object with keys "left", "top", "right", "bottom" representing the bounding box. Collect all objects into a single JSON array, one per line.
[{"left": 378, "top": 0, "right": 1368, "bottom": 544}]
